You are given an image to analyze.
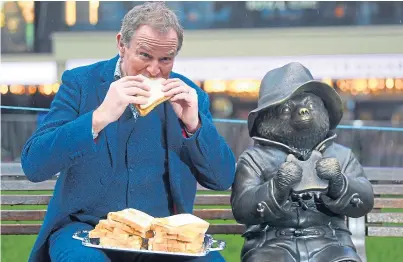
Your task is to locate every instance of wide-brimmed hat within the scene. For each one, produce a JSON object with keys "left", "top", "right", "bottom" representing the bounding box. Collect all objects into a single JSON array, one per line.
[{"left": 248, "top": 62, "right": 343, "bottom": 136}]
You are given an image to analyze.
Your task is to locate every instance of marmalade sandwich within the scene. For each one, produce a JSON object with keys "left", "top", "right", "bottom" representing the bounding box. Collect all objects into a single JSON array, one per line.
[
  {"left": 134, "top": 77, "right": 171, "bottom": 117},
  {"left": 88, "top": 209, "right": 209, "bottom": 254}
]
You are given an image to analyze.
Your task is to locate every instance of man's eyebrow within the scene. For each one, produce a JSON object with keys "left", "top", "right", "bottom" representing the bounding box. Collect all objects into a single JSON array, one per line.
[
  {"left": 167, "top": 50, "right": 176, "bottom": 57},
  {"left": 136, "top": 44, "right": 151, "bottom": 52}
]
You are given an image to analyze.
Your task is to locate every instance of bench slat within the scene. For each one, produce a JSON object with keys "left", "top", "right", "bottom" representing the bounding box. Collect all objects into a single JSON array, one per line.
[
  {"left": 3, "top": 224, "right": 401, "bottom": 237},
  {"left": 1, "top": 209, "right": 236, "bottom": 221},
  {"left": 194, "top": 195, "right": 230, "bottom": 205},
  {"left": 207, "top": 224, "right": 245, "bottom": 234},
  {"left": 3, "top": 181, "right": 403, "bottom": 195},
  {"left": 367, "top": 226, "right": 403, "bottom": 237},
  {"left": 2, "top": 210, "right": 45, "bottom": 221},
  {"left": 373, "top": 185, "right": 403, "bottom": 195},
  {"left": 0, "top": 195, "right": 231, "bottom": 206},
  {"left": 0, "top": 162, "right": 26, "bottom": 177},
  {"left": 7, "top": 210, "right": 403, "bottom": 224},
  {"left": 1, "top": 224, "right": 42, "bottom": 235},
  {"left": 3, "top": 182, "right": 403, "bottom": 195},
  {"left": 3, "top": 224, "right": 403, "bottom": 237},
  {"left": 2, "top": 195, "right": 402, "bottom": 209},
  {"left": 364, "top": 167, "right": 403, "bottom": 181},
  {"left": 3, "top": 175, "right": 403, "bottom": 194},
  {"left": 197, "top": 184, "right": 403, "bottom": 194},
  {"left": 1, "top": 195, "right": 52, "bottom": 205},
  {"left": 374, "top": 198, "right": 403, "bottom": 209},
  {"left": 1, "top": 180, "right": 56, "bottom": 191},
  {"left": 193, "top": 209, "right": 233, "bottom": 220},
  {"left": 367, "top": 213, "right": 403, "bottom": 224},
  {"left": 2, "top": 163, "right": 402, "bottom": 181},
  {"left": 0, "top": 223, "right": 245, "bottom": 235}
]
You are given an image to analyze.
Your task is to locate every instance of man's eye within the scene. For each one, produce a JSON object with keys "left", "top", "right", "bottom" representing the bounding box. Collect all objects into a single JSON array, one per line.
[
  {"left": 306, "top": 102, "right": 314, "bottom": 109},
  {"left": 140, "top": 53, "right": 151, "bottom": 58},
  {"left": 160, "top": 57, "right": 172, "bottom": 62}
]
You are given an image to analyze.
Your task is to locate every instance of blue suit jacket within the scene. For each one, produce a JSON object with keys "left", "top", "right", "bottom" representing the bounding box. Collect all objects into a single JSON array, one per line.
[{"left": 21, "top": 55, "right": 236, "bottom": 262}]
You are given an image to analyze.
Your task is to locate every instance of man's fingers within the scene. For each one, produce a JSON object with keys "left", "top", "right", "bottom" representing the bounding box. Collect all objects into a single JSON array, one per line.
[
  {"left": 170, "top": 92, "right": 191, "bottom": 102},
  {"left": 162, "top": 78, "right": 180, "bottom": 86},
  {"left": 124, "top": 87, "right": 151, "bottom": 97},
  {"left": 162, "top": 81, "right": 181, "bottom": 92},
  {"left": 164, "top": 86, "right": 189, "bottom": 97},
  {"left": 119, "top": 75, "right": 146, "bottom": 82},
  {"left": 120, "top": 81, "right": 151, "bottom": 91},
  {"left": 127, "top": 96, "right": 149, "bottom": 105}
]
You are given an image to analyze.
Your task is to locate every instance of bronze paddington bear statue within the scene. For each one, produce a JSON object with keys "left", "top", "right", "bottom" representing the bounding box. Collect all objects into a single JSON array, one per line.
[{"left": 231, "top": 62, "right": 374, "bottom": 262}]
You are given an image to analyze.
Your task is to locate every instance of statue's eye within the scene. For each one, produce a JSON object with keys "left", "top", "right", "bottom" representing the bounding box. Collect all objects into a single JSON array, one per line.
[
  {"left": 281, "top": 106, "right": 291, "bottom": 114},
  {"left": 306, "top": 102, "right": 314, "bottom": 109}
]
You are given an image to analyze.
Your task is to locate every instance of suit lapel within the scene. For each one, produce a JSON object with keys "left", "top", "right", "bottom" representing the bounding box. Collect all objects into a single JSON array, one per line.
[
  {"left": 164, "top": 102, "right": 186, "bottom": 213},
  {"left": 97, "top": 55, "right": 119, "bottom": 169}
]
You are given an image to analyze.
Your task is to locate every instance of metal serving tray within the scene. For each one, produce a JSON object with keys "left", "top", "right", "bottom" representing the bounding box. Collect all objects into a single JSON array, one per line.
[{"left": 72, "top": 230, "right": 226, "bottom": 257}]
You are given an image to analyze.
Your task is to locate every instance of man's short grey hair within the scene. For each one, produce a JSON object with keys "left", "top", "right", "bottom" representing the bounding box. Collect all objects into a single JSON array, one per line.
[{"left": 120, "top": 2, "right": 184, "bottom": 52}]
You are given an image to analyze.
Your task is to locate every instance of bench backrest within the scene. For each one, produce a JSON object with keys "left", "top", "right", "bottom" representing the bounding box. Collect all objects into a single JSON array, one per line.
[{"left": 1, "top": 164, "right": 403, "bottom": 237}]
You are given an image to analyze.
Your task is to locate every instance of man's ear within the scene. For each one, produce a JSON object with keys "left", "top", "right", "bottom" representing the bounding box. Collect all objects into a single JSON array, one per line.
[{"left": 116, "top": 33, "right": 125, "bottom": 57}]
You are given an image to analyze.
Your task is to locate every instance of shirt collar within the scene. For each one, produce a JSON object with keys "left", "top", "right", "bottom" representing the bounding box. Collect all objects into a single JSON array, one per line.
[{"left": 114, "top": 57, "right": 139, "bottom": 119}]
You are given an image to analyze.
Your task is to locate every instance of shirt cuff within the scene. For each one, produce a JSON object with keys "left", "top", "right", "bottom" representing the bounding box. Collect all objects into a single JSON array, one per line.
[{"left": 181, "top": 128, "right": 188, "bottom": 138}]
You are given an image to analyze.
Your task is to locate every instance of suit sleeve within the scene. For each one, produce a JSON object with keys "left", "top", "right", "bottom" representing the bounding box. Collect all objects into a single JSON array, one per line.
[
  {"left": 231, "top": 157, "right": 288, "bottom": 225},
  {"left": 321, "top": 151, "right": 374, "bottom": 218},
  {"left": 180, "top": 77, "right": 236, "bottom": 191},
  {"left": 21, "top": 69, "right": 101, "bottom": 182}
]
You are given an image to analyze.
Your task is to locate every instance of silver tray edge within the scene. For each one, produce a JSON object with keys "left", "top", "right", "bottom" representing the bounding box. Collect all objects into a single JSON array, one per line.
[{"left": 72, "top": 230, "right": 225, "bottom": 257}]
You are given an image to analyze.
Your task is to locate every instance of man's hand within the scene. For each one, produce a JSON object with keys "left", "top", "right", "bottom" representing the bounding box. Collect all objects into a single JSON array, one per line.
[
  {"left": 162, "top": 78, "right": 199, "bottom": 133},
  {"left": 316, "top": 157, "right": 346, "bottom": 199},
  {"left": 93, "top": 76, "right": 150, "bottom": 133}
]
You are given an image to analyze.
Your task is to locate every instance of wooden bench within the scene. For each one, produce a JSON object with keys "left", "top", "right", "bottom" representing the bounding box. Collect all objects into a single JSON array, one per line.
[{"left": 2, "top": 163, "right": 403, "bottom": 262}]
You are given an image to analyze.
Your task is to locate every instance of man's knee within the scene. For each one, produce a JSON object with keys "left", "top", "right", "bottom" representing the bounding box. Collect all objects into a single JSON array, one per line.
[
  {"left": 49, "top": 246, "right": 111, "bottom": 262},
  {"left": 48, "top": 222, "right": 111, "bottom": 262},
  {"left": 183, "top": 252, "right": 225, "bottom": 262}
]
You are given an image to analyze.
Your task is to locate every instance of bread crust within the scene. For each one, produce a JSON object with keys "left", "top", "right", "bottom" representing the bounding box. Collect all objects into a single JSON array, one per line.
[
  {"left": 135, "top": 96, "right": 171, "bottom": 116},
  {"left": 133, "top": 77, "right": 171, "bottom": 116}
]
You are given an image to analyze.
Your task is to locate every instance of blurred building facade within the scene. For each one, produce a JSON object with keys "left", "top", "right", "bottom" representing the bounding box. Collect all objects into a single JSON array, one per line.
[{"left": 2, "top": 1, "right": 403, "bottom": 165}]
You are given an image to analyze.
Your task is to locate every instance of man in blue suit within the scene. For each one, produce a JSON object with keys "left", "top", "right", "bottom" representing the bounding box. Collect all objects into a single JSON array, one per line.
[{"left": 21, "top": 2, "right": 236, "bottom": 261}]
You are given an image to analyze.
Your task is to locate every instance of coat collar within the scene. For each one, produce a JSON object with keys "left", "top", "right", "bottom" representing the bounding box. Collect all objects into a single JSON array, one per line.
[{"left": 252, "top": 131, "right": 337, "bottom": 159}]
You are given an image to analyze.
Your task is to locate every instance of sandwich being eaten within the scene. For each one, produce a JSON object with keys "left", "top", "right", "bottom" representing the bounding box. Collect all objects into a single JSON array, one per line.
[{"left": 134, "top": 77, "right": 171, "bottom": 116}]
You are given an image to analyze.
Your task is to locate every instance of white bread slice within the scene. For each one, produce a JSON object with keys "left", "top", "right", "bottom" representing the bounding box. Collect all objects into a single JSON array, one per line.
[
  {"left": 106, "top": 216, "right": 135, "bottom": 234},
  {"left": 135, "top": 77, "right": 171, "bottom": 116},
  {"left": 152, "top": 213, "right": 210, "bottom": 234},
  {"left": 153, "top": 230, "right": 205, "bottom": 243},
  {"left": 107, "top": 208, "right": 154, "bottom": 233},
  {"left": 88, "top": 228, "right": 109, "bottom": 238},
  {"left": 148, "top": 239, "right": 203, "bottom": 253},
  {"left": 99, "top": 237, "right": 142, "bottom": 249},
  {"left": 95, "top": 219, "right": 114, "bottom": 232}
]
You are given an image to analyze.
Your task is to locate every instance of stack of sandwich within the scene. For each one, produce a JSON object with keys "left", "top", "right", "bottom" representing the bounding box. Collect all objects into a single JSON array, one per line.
[
  {"left": 87, "top": 209, "right": 210, "bottom": 254},
  {"left": 148, "top": 214, "right": 210, "bottom": 253},
  {"left": 89, "top": 208, "right": 154, "bottom": 249}
]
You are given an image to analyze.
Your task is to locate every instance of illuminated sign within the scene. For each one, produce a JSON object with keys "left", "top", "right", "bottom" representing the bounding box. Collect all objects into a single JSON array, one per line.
[
  {"left": 246, "top": 1, "right": 318, "bottom": 11},
  {"left": 0, "top": 62, "right": 57, "bottom": 85},
  {"left": 0, "top": 1, "right": 34, "bottom": 53}
]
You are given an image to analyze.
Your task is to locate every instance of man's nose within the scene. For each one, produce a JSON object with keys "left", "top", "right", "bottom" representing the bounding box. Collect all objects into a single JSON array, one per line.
[
  {"left": 299, "top": 108, "right": 309, "bottom": 116},
  {"left": 146, "top": 60, "right": 160, "bottom": 77}
]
